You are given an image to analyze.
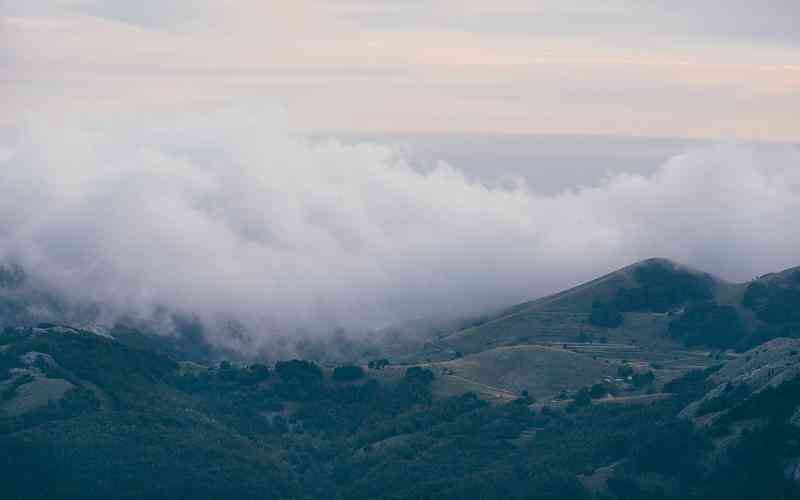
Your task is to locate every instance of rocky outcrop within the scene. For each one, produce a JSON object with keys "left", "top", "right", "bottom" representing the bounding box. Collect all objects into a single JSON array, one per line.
[{"left": 681, "top": 338, "right": 800, "bottom": 423}]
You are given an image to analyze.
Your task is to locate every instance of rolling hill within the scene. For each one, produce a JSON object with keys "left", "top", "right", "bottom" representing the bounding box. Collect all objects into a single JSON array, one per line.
[
  {"left": 437, "top": 258, "right": 725, "bottom": 351},
  {"left": 393, "top": 258, "right": 798, "bottom": 402},
  {"left": 1, "top": 258, "right": 800, "bottom": 499},
  {"left": 2, "top": 315, "right": 800, "bottom": 499}
]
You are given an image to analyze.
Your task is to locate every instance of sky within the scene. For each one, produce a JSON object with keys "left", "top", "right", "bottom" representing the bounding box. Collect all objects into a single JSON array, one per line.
[
  {"left": 3, "top": 0, "right": 799, "bottom": 140},
  {"left": 1, "top": 2, "right": 799, "bottom": 347}
]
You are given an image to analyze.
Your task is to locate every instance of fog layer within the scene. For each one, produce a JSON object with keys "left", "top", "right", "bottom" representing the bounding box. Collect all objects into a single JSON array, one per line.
[{"left": 1, "top": 107, "right": 798, "bottom": 345}]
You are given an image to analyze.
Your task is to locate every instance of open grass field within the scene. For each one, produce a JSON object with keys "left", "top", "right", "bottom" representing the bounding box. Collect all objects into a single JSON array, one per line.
[{"left": 430, "top": 344, "right": 613, "bottom": 399}]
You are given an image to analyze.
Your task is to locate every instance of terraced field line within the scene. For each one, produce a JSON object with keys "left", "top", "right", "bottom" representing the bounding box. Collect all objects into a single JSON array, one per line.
[
  {"left": 443, "top": 374, "right": 519, "bottom": 400},
  {"left": 593, "top": 393, "right": 672, "bottom": 405}
]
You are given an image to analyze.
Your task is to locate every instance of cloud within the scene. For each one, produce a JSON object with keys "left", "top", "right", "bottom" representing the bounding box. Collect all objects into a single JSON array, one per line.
[{"left": 0, "top": 105, "right": 799, "bottom": 349}]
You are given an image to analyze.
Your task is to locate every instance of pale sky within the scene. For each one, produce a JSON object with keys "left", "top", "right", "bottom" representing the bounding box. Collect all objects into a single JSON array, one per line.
[{"left": 2, "top": 1, "right": 799, "bottom": 140}]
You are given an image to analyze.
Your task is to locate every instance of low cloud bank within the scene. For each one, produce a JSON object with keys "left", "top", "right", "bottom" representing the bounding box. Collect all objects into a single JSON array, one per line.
[{"left": 1, "top": 106, "right": 798, "bottom": 348}]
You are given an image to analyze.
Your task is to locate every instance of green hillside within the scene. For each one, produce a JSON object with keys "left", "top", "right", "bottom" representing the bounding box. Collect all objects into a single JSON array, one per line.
[
  {"left": 1, "top": 259, "right": 799, "bottom": 499},
  {"left": 398, "top": 259, "right": 798, "bottom": 405},
  {"left": 439, "top": 258, "right": 726, "bottom": 350},
  {"left": 2, "top": 321, "right": 800, "bottom": 499}
]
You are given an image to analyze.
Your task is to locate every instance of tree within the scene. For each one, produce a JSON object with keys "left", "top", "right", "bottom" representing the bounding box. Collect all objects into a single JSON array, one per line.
[
  {"left": 274, "top": 360, "right": 324, "bottom": 401},
  {"left": 275, "top": 360, "right": 323, "bottom": 381},
  {"left": 617, "top": 365, "right": 634, "bottom": 378},
  {"left": 573, "top": 387, "right": 592, "bottom": 407},
  {"left": 332, "top": 365, "right": 364, "bottom": 382},
  {"left": 589, "top": 383, "right": 607, "bottom": 399},
  {"left": 404, "top": 366, "right": 435, "bottom": 385},
  {"left": 240, "top": 363, "right": 270, "bottom": 384},
  {"left": 632, "top": 371, "right": 655, "bottom": 388}
]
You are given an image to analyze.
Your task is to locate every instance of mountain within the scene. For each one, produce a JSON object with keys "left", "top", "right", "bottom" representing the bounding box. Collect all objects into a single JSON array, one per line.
[
  {"left": 400, "top": 259, "right": 798, "bottom": 395},
  {"left": 1, "top": 319, "right": 800, "bottom": 499},
  {"left": 1, "top": 259, "right": 800, "bottom": 499},
  {"left": 393, "top": 259, "right": 727, "bottom": 402}
]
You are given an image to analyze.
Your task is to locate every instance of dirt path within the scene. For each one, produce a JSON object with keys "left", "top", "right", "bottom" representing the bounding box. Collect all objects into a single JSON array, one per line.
[
  {"left": 593, "top": 393, "right": 672, "bottom": 405},
  {"left": 442, "top": 374, "right": 519, "bottom": 400}
]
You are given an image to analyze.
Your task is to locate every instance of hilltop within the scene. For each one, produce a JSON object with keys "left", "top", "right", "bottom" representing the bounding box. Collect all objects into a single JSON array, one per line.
[
  {"left": 381, "top": 258, "right": 796, "bottom": 403},
  {"left": 437, "top": 258, "right": 726, "bottom": 352}
]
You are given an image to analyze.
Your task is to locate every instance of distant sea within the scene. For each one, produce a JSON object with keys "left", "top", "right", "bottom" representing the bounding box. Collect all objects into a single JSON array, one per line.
[
  {"left": 5, "top": 120, "right": 790, "bottom": 195},
  {"left": 321, "top": 133, "right": 787, "bottom": 195}
]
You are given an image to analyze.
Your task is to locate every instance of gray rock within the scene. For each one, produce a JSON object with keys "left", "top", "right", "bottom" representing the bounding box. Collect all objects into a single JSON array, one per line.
[
  {"left": 681, "top": 338, "right": 800, "bottom": 422},
  {"left": 783, "top": 458, "right": 800, "bottom": 482}
]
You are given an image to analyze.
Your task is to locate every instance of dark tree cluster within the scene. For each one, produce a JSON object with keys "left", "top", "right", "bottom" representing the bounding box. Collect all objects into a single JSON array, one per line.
[
  {"left": 735, "top": 323, "right": 800, "bottom": 352},
  {"left": 616, "top": 262, "right": 714, "bottom": 313},
  {"left": 743, "top": 280, "right": 800, "bottom": 324},
  {"left": 668, "top": 301, "right": 744, "bottom": 348},
  {"left": 0, "top": 350, "right": 21, "bottom": 380},
  {"left": 735, "top": 279, "right": 800, "bottom": 349},
  {"left": 631, "top": 371, "right": 655, "bottom": 388},
  {"left": 274, "top": 359, "right": 325, "bottom": 401},
  {"left": 661, "top": 365, "right": 722, "bottom": 403},
  {"left": 332, "top": 364, "right": 365, "bottom": 382},
  {"left": 617, "top": 364, "right": 634, "bottom": 378},
  {"left": 404, "top": 366, "right": 435, "bottom": 385},
  {"left": 590, "top": 261, "right": 714, "bottom": 328}
]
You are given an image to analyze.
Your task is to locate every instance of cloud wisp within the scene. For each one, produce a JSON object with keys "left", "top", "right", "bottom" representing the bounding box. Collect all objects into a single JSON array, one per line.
[{"left": 1, "top": 106, "right": 798, "bottom": 348}]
